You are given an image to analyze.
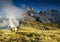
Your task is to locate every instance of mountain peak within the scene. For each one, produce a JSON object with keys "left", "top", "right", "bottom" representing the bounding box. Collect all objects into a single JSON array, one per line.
[{"left": 25, "top": 6, "right": 31, "bottom": 12}]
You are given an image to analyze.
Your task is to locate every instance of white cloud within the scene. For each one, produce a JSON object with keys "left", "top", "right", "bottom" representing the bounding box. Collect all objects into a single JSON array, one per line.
[{"left": 0, "top": 0, "right": 25, "bottom": 28}]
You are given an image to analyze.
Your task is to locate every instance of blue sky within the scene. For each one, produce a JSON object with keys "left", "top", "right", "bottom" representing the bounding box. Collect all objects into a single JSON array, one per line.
[
  {"left": 1, "top": 0, "right": 60, "bottom": 12},
  {"left": 12, "top": 0, "right": 60, "bottom": 12}
]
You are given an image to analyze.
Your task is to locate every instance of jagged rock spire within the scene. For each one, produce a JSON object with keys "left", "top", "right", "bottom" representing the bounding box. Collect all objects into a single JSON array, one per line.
[{"left": 25, "top": 6, "right": 31, "bottom": 12}]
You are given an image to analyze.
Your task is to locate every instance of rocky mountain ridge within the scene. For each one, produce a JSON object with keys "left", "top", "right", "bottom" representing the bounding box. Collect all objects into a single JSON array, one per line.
[{"left": 25, "top": 7, "right": 60, "bottom": 25}]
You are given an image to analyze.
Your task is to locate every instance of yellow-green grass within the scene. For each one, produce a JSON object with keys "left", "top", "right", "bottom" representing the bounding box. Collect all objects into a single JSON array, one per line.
[{"left": 0, "top": 27, "right": 60, "bottom": 42}]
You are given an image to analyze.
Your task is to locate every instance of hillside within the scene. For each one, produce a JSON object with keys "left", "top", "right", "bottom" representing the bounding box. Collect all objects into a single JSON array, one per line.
[
  {"left": 0, "top": 27, "right": 60, "bottom": 42},
  {"left": 0, "top": 17, "right": 60, "bottom": 42},
  {"left": 19, "top": 14, "right": 59, "bottom": 30}
]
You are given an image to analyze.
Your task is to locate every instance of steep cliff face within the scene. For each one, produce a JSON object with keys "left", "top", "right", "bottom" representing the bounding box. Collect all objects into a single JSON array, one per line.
[
  {"left": 39, "top": 9, "right": 60, "bottom": 24},
  {"left": 25, "top": 7, "right": 60, "bottom": 24},
  {"left": 25, "top": 7, "right": 55, "bottom": 23}
]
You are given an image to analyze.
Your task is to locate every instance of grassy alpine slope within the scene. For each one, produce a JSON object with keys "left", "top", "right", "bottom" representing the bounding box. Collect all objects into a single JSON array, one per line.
[
  {"left": 0, "top": 19, "right": 60, "bottom": 42},
  {"left": 0, "top": 28, "right": 60, "bottom": 42}
]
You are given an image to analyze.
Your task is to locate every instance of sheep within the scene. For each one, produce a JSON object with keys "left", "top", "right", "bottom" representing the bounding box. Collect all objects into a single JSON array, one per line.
[{"left": 11, "top": 27, "right": 18, "bottom": 32}]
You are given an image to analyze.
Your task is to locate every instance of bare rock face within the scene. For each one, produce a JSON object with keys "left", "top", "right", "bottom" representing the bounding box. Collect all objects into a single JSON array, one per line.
[{"left": 25, "top": 7, "right": 60, "bottom": 24}]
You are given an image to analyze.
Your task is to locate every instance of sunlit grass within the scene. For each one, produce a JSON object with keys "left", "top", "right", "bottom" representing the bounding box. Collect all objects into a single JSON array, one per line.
[
  {"left": 0, "top": 27, "right": 60, "bottom": 42},
  {"left": 0, "top": 19, "right": 60, "bottom": 42}
]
